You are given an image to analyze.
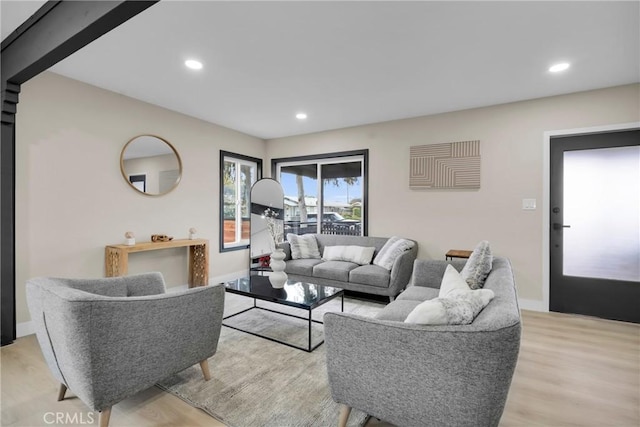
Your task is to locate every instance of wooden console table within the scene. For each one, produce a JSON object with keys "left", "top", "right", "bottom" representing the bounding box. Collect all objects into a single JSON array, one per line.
[{"left": 105, "top": 239, "right": 209, "bottom": 287}]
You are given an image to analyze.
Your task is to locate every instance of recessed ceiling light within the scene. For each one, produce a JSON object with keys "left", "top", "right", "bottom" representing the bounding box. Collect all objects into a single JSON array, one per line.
[
  {"left": 549, "top": 62, "right": 570, "bottom": 73},
  {"left": 185, "top": 59, "right": 203, "bottom": 70},
  {"left": 296, "top": 113, "right": 307, "bottom": 120}
]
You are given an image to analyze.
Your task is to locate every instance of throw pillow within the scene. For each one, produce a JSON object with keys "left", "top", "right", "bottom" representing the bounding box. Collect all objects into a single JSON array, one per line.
[
  {"left": 323, "top": 245, "right": 376, "bottom": 265},
  {"left": 438, "top": 264, "right": 471, "bottom": 298},
  {"left": 404, "top": 288, "right": 495, "bottom": 325},
  {"left": 373, "top": 236, "right": 415, "bottom": 271},
  {"left": 461, "top": 240, "right": 493, "bottom": 290},
  {"left": 287, "top": 233, "right": 321, "bottom": 260}
]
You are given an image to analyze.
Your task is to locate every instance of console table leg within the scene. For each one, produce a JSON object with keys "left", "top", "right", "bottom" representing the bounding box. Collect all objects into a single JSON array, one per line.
[
  {"left": 188, "top": 243, "right": 209, "bottom": 287},
  {"left": 105, "top": 248, "right": 126, "bottom": 277}
]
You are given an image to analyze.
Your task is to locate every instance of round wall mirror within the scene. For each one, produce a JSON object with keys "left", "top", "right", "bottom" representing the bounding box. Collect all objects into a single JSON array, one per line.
[{"left": 120, "top": 135, "right": 182, "bottom": 196}]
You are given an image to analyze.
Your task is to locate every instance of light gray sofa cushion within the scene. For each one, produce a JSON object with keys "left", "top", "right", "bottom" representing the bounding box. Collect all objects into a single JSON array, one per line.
[
  {"left": 285, "top": 258, "right": 325, "bottom": 276},
  {"left": 349, "top": 265, "right": 390, "bottom": 288},
  {"left": 375, "top": 300, "right": 421, "bottom": 321},
  {"left": 313, "top": 261, "right": 359, "bottom": 282},
  {"left": 396, "top": 286, "right": 439, "bottom": 302}
]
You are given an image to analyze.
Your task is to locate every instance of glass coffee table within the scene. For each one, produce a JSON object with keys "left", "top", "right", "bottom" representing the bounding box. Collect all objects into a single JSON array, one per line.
[{"left": 223, "top": 275, "right": 344, "bottom": 352}]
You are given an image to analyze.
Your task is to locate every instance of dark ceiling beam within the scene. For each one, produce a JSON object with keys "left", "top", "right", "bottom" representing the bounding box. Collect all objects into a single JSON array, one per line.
[
  {"left": 1, "top": 1, "right": 158, "bottom": 85},
  {"left": 1, "top": 0, "right": 159, "bottom": 346}
]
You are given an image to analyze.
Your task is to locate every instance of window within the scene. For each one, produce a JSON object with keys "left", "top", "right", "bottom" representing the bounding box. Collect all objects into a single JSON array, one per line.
[
  {"left": 272, "top": 150, "right": 368, "bottom": 237},
  {"left": 220, "top": 151, "right": 262, "bottom": 251}
]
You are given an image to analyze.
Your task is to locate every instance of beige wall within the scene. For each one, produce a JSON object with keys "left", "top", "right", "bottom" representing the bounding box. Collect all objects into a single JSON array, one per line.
[
  {"left": 14, "top": 73, "right": 639, "bottom": 325},
  {"left": 265, "top": 84, "right": 640, "bottom": 303},
  {"left": 15, "top": 72, "right": 265, "bottom": 324}
]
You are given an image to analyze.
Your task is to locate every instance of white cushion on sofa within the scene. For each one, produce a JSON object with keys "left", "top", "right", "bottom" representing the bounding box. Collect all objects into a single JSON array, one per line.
[
  {"left": 373, "top": 236, "right": 415, "bottom": 270},
  {"left": 323, "top": 245, "right": 376, "bottom": 265},
  {"left": 404, "top": 289, "right": 494, "bottom": 325},
  {"left": 405, "top": 266, "right": 494, "bottom": 325},
  {"left": 438, "top": 264, "right": 471, "bottom": 297},
  {"left": 287, "top": 234, "right": 321, "bottom": 259}
]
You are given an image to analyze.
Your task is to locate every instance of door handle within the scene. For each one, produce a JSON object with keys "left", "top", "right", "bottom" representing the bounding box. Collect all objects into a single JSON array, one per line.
[{"left": 553, "top": 223, "right": 571, "bottom": 230}]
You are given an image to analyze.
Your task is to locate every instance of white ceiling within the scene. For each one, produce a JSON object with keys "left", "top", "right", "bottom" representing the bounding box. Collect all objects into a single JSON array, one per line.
[{"left": 2, "top": 1, "right": 639, "bottom": 139}]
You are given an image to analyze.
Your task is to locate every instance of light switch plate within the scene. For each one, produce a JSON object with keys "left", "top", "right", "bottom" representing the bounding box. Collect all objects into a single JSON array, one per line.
[{"left": 522, "top": 198, "right": 537, "bottom": 210}]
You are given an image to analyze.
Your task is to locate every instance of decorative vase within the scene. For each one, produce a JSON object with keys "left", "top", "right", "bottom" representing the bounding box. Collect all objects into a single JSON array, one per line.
[
  {"left": 189, "top": 227, "right": 197, "bottom": 240},
  {"left": 125, "top": 238, "right": 135, "bottom": 246},
  {"left": 269, "top": 248, "right": 288, "bottom": 289}
]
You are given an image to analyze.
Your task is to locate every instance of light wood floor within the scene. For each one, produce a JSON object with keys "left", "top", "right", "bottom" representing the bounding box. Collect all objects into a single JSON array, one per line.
[{"left": 2, "top": 310, "right": 638, "bottom": 427}]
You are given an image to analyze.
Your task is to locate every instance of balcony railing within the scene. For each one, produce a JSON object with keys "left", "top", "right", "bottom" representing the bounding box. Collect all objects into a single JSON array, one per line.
[{"left": 284, "top": 220, "right": 362, "bottom": 236}]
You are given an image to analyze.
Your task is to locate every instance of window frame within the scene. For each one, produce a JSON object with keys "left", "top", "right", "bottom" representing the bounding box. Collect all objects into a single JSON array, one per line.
[
  {"left": 272, "top": 149, "right": 368, "bottom": 236},
  {"left": 220, "top": 150, "right": 262, "bottom": 252}
]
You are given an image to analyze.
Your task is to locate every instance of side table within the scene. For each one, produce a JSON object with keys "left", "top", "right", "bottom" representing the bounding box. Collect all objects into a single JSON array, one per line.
[{"left": 445, "top": 249, "right": 473, "bottom": 261}]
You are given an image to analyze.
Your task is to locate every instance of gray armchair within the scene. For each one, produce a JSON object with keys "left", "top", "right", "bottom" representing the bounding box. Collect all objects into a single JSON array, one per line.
[
  {"left": 324, "top": 257, "right": 521, "bottom": 427},
  {"left": 26, "top": 273, "right": 225, "bottom": 427}
]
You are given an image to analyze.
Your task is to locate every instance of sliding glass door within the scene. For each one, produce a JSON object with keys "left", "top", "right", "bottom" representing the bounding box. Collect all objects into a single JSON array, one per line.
[{"left": 274, "top": 150, "right": 367, "bottom": 237}]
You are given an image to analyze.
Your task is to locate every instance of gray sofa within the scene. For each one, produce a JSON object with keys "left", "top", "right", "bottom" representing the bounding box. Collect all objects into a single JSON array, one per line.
[
  {"left": 26, "top": 273, "right": 225, "bottom": 427},
  {"left": 325, "top": 257, "right": 521, "bottom": 427},
  {"left": 280, "top": 234, "right": 418, "bottom": 299}
]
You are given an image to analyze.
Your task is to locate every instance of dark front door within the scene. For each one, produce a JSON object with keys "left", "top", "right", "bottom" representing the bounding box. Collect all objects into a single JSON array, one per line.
[{"left": 550, "top": 129, "right": 639, "bottom": 323}]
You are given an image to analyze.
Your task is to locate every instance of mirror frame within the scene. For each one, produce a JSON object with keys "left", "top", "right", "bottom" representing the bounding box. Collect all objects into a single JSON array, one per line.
[
  {"left": 249, "top": 178, "right": 285, "bottom": 259},
  {"left": 120, "top": 134, "right": 183, "bottom": 196}
]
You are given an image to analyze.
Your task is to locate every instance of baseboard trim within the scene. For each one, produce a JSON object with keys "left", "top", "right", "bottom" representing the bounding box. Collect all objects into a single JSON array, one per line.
[
  {"left": 17, "top": 321, "right": 34, "bottom": 338},
  {"left": 519, "top": 298, "right": 547, "bottom": 312}
]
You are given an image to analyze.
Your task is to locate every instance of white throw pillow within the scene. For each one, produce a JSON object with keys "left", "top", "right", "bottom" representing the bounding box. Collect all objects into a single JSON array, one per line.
[
  {"left": 404, "top": 289, "right": 495, "bottom": 325},
  {"left": 404, "top": 299, "right": 448, "bottom": 324},
  {"left": 405, "top": 265, "right": 494, "bottom": 325},
  {"left": 438, "top": 264, "right": 471, "bottom": 298},
  {"left": 287, "top": 234, "right": 321, "bottom": 260},
  {"left": 322, "top": 245, "right": 376, "bottom": 265},
  {"left": 461, "top": 240, "right": 493, "bottom": 289},
  {"left": 373, "top": 236, "right": 415, "bottom": 271}
]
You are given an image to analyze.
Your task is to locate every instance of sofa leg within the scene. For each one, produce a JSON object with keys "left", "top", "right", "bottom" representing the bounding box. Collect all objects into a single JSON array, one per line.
[
  {"left": 57, "top": 383, "right": 67, "bottom": 401},
  {"left": 99, "top": 407, "right": 111, "bottom": 427},
  {"left": 199, "top": 359, "right": 211, "bottom": 381},
  {"left": 338, "top": 404, "right": 352, "bottom": 427}
]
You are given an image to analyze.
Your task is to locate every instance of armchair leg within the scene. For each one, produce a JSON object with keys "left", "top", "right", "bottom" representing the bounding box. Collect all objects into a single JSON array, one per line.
[
  {"left": 99, "top": 407, "right": 111, "bottom": 427},
  {"left": 338, "top": 404, "right": 352, "bottom": 427},
  {"left": 57, "top": 383, "right": 67, "bottom": 401},
  {"left": 199, "top": 359, "right": 211, "bottom": 381}
]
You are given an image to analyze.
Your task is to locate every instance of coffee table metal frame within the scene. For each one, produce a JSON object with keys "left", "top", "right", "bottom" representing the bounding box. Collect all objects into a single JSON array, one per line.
[{"left": 223, "top": 277, "right": 344, "bottom": 353}]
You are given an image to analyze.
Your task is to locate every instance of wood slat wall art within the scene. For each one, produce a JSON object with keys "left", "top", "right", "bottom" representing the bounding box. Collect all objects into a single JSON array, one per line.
[{"left": 409, "top": 140, "right": 481, "bottom": 189}]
